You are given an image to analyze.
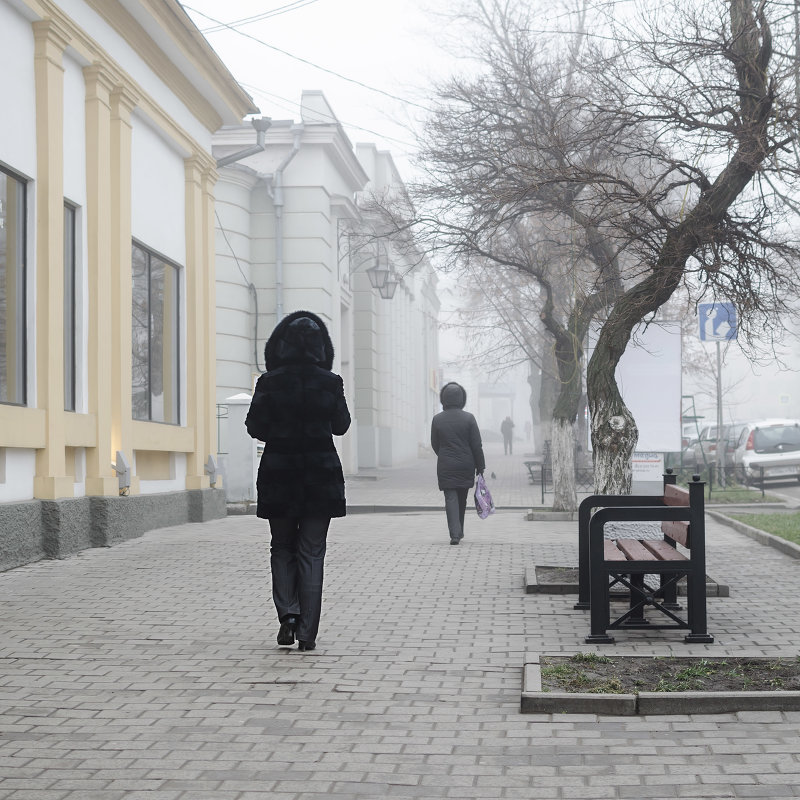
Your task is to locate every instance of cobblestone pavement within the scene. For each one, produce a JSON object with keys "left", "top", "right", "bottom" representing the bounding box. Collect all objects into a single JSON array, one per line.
[{"left": 2, "top": 445, "right": 800, "bottom": 799}]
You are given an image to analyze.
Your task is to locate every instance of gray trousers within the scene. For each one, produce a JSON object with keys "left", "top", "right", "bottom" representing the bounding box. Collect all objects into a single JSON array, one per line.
[
  {"left": 268, "top": 517, "right": 330, "bottom": 643},
  {"left": 443, "top": 488, "right": 469, "bottom": 540}
]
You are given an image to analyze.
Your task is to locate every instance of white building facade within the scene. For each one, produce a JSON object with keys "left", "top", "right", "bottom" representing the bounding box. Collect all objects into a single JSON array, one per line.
[{"left": 212, "top": 92, "right": 439, "bottom": 496}]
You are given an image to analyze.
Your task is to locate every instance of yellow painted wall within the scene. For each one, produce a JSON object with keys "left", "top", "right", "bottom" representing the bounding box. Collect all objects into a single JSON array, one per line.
[{"left": 0, "top": 1, "right": 253, "bottom": 501}]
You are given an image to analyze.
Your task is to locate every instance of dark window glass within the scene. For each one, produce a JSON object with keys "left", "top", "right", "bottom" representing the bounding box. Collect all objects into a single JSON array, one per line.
[
  {"left": 131, "top": 242, "right": 180, "bottom": 423},
  {"left": 0, "top": 168, "right": 26, "bottom": 405}
]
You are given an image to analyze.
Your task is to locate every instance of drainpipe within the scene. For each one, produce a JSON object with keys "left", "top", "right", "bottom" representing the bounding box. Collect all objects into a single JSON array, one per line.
[
  {"left": 215, "top": 117, "right": 271, "bottom": 168},
  {"left": 268, "top": 125, "right": 303, "bottom": 322}
]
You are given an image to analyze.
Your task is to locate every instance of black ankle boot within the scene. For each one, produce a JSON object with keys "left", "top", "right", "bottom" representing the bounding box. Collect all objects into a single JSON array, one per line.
[{"left": 277, "top": 617, "right": 297, "bottom": 646}]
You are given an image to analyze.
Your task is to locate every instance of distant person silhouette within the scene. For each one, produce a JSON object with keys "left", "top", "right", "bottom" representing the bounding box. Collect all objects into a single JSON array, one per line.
[{"left": 501, "top": 416, "right": 515, "bottom": 455}]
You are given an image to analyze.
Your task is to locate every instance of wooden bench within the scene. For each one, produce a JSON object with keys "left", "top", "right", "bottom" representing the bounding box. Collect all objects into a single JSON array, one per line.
[
  {"left": 577, "top": 472, "right": 713, "bottom": 644},
  {"left": 524, "top": 441, "right": 551, "bottom": 484}
]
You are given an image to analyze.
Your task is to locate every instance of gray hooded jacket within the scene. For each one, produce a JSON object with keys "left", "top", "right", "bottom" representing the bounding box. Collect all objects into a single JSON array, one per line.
[{"left": 430, "top": 382, "right": 485, "bottom": 490}]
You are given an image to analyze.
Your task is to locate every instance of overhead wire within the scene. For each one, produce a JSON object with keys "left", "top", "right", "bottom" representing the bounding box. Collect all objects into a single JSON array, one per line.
[
  {"left": 199, "top": 0, "right": 323, "bottom": 33},
  {"left": 238, "top": 82, "right": 419, "bottom": 151},
  {"left": 182, "top": 5, "right": 433, "bottom": 113}
]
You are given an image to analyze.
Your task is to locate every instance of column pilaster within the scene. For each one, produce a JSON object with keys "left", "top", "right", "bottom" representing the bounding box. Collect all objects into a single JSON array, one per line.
[
  {"left": 109, "top": 84, "right": 140, "bottom": 495},
  {"left": 184, "top": 154, "right": 213, "bottom": 490},
  {"left": 32, "top": 18, "right": 74, "bottom": 500},
  {"left": 83, "top": 62, "right": 119, "bottom": 496}
]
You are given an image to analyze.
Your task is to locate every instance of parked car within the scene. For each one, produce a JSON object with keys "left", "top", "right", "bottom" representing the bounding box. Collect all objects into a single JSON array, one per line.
[
  {"left": 733, "top": 418, "right": 800, "bottom": 484},
  {"left": 689, "top": 423, "right": 745, "bottom": 470}
]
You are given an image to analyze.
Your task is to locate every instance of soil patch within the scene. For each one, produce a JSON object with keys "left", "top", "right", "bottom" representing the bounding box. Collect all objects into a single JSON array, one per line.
[
  {"left": 540, "top": 653, "right": 800, "bottom": 694},
  {"left": 531, "top": 565, "right": 729, "bottom": 596}
]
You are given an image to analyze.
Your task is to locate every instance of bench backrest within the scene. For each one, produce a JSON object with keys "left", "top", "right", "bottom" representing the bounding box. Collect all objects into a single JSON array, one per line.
[
  {"left": 662, "top": 485, "right": 691, "bottom": 546},
  {"left": 663, "top": 484, "right": 689, "bottom": 506}
]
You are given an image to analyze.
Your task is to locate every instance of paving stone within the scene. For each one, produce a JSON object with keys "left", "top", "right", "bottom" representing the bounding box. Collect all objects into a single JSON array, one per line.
[{"left": 1, "top": 447, "right": 800, "bottom": 798}]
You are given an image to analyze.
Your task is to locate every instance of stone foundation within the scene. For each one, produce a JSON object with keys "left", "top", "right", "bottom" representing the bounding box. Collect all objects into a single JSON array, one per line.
[{"left": 0, "top": 489, "right": 227, "bottom": 572}]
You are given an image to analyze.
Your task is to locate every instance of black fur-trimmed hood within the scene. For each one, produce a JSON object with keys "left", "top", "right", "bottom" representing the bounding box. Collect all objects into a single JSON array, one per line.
[{"left": 264, "top": 310, "right": 335, "bottom": 371}]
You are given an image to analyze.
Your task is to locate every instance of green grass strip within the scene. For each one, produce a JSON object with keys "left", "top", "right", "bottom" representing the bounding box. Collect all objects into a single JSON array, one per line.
[{"left": 728, "top": 512, "right": 800, "bottom": 545}]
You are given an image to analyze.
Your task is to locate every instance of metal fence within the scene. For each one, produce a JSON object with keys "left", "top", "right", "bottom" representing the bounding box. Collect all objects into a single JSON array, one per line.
[
  {"left": 530, "top": 463, "right": 595, "bottom": 505},
  {"left": 529, "top": 461, "right": 770, "bottom": 504}
]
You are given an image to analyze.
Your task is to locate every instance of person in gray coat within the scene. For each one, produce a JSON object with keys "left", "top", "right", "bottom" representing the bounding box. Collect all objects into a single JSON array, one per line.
[{"left": 430, "top": 382, "right": 486, "bottom": 545}]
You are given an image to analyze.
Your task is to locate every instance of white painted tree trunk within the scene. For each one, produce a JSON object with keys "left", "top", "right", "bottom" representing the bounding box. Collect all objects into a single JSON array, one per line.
[{"left": 551, "top": 417, "right": 577, "bottom": 511}]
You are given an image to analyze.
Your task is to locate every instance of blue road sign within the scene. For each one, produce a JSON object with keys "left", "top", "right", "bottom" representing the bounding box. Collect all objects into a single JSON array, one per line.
[{"left": 698, "top": 302, "right": 737, "bottom": 341}]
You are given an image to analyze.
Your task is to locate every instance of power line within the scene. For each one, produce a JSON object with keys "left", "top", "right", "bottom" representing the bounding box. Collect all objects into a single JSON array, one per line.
[
  {"left": 182, "top": 5, "right": 433, "bottom": 113},
  {"left": 200, "top": 0, "right": 322, "bottom": 33},
  {"left": 239, "top": 82, "right": 419, "bottom": 151}
]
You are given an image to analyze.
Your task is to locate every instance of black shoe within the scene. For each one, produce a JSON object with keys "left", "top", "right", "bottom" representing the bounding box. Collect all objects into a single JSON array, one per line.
[
  {"left": 297, "top": 640, "right": 316, "bottom": 651},
  {"left": 277, "top": 617, "right": 297, "bottom": 646},
  {"left": 450, "top": 538, "right": 459, "bottom": 545}
]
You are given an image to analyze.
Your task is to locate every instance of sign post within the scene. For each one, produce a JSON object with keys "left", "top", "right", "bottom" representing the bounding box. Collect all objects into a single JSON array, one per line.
[{"left": 698, "top": 303, "right": 738, "bottom": 487}]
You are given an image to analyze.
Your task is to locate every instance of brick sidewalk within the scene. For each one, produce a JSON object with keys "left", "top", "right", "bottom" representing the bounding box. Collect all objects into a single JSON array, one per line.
[
  {"left": 1, "top": 485, "right": 800, "bottom": 797},
  {"left": 346, "top": 442, "right": 555, "bottom": 511}
]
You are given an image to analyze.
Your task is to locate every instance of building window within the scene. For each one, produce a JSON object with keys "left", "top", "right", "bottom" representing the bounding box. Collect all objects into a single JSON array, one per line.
[
  {"left": 0, "top": 167, "right": 26, "bottom": 406},
  {"left": 131, "top": 241, "right": 180, "bottom": 424},
  {"left": 64, "top": 203, "right": 76, "bottom": 412}
]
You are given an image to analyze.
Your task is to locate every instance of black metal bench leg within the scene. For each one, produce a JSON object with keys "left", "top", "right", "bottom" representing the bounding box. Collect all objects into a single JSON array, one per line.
[
  {"left": 659, "top": 573, "right": 681, "bottom": 611},
  {"left": 684, "top": 571, "right": 714, "bottom": 644},
  {"left": 623, "top": 574, "right": 648, "bottom": 625},
  {"left": 586, "top": 567, "right": 615, "bottom": 644}
]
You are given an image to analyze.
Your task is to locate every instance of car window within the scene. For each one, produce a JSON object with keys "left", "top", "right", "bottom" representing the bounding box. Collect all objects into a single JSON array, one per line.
[{"left": 753, "top": 424, "right": 800, "bottom": 453}]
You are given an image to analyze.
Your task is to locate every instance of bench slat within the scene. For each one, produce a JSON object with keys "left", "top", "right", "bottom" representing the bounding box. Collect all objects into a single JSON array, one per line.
[
  {"left": 603, "top": 540, "right": 628, "bottom": 561},
  {"left": 641, "top": 539, "right": 689, "bottom": 561},
  {"left": 614, "top": 539, "right": 654, "bottom": 561},
  {"left": 663, "top": 484, "right": 690, "bottom": 507},
  {"left": 661, "top": 520, "right": 690, "bottom": 547}
]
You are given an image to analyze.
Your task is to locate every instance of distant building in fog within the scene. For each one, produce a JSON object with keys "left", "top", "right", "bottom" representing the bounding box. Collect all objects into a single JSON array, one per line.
[{"left": 212, "top": 92, "right": 439, "bottom": 489}]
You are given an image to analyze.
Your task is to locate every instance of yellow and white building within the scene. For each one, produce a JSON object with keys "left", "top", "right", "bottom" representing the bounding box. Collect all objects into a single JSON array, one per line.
[{"left": 0, "top": 0, "right": 257, "bottom": 569}]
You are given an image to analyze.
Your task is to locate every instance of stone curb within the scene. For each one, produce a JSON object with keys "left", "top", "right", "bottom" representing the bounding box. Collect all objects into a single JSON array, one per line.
[
  {"left": 521, "top": 653, "right": 800, "bottom": 715},
  {"left": 709, "top": 510, "right": 800, "bottom": 560}
]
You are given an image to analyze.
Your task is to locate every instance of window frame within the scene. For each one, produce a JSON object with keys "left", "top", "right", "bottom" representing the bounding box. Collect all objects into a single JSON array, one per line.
[
  {"left": 0, "top": 165, "right": 27, "bottom": 407},
  {"left": 131, "top": 239, "right": 181, "bottom": 425}
]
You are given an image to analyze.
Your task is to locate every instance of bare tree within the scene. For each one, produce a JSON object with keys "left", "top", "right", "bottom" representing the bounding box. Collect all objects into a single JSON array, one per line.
[
  {"left": 379, "top": 0, "right": 632, "bottom": 509},
  {"left": 400, "top": 0, "right": 800, "bottom": 497},
  {"left": 580, "top": 0, "right": 800, "bottom": 491}
]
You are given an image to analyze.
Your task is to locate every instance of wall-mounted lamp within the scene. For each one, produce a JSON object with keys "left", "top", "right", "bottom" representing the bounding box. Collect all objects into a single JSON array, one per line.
[
  {"left": 378, "top": 275, "right": 400, "bottom": 299},
  {"left": 365, "top": 251, "right": 400, "bottom": 299},
  {"left": 366, "top": 259, "right": 390, "bottom": 290}
]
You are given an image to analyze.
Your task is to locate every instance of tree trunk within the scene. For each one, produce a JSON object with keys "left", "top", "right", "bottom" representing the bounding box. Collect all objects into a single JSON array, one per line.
[
  {"left": 588, "top": 362, "right": 638, "bottom": 494},
  {"left": 551, "top": 417, "right": 577, "bottom": 511},
  {"left": 550, "top": 335, "right": 585, "bottom": 511},
  {"left": 536, "top": 349, "right": 558, "bottom": 456}
]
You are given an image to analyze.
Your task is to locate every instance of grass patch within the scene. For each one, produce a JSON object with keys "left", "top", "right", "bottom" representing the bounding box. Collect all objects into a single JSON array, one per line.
[
  {"left": 540, "top": 655, "right": 800, "bottom": 694},
  {"left": 705, "top": 487, "right": 783, "bottom": 504},
  {"left": 727, "top": 512, "right": 800, "bottom": 545},
  {"left": 673, "top": 475, "right": 781, "bottom": 503}
]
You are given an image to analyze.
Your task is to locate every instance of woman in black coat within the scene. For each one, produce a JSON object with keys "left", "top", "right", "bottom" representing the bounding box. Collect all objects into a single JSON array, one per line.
[
  {"left": 430, "top": 382, "right": 486, "bottom": 545},
  {"left": 245, "top": 311, "right": 351, "bottom": 650}
]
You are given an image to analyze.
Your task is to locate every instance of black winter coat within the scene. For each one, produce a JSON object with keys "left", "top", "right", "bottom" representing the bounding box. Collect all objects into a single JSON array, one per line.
[
  {"left": 430, "top": 382, "right": 485, "bottom": 490},
  {"left": 245, "top": 311, "right": 351, "bottom": 519}
]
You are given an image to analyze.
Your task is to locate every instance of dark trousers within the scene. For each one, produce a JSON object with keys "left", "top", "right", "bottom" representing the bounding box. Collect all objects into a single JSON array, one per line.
[
  {"left": 268, "top": 517, "right": 330, "bottom": 643},
  {"left": 503, "top": 436, "right": 512, "bottom": 454},
  {"left": 443, "top": 488, "right": 469, "bottom": 541}
]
